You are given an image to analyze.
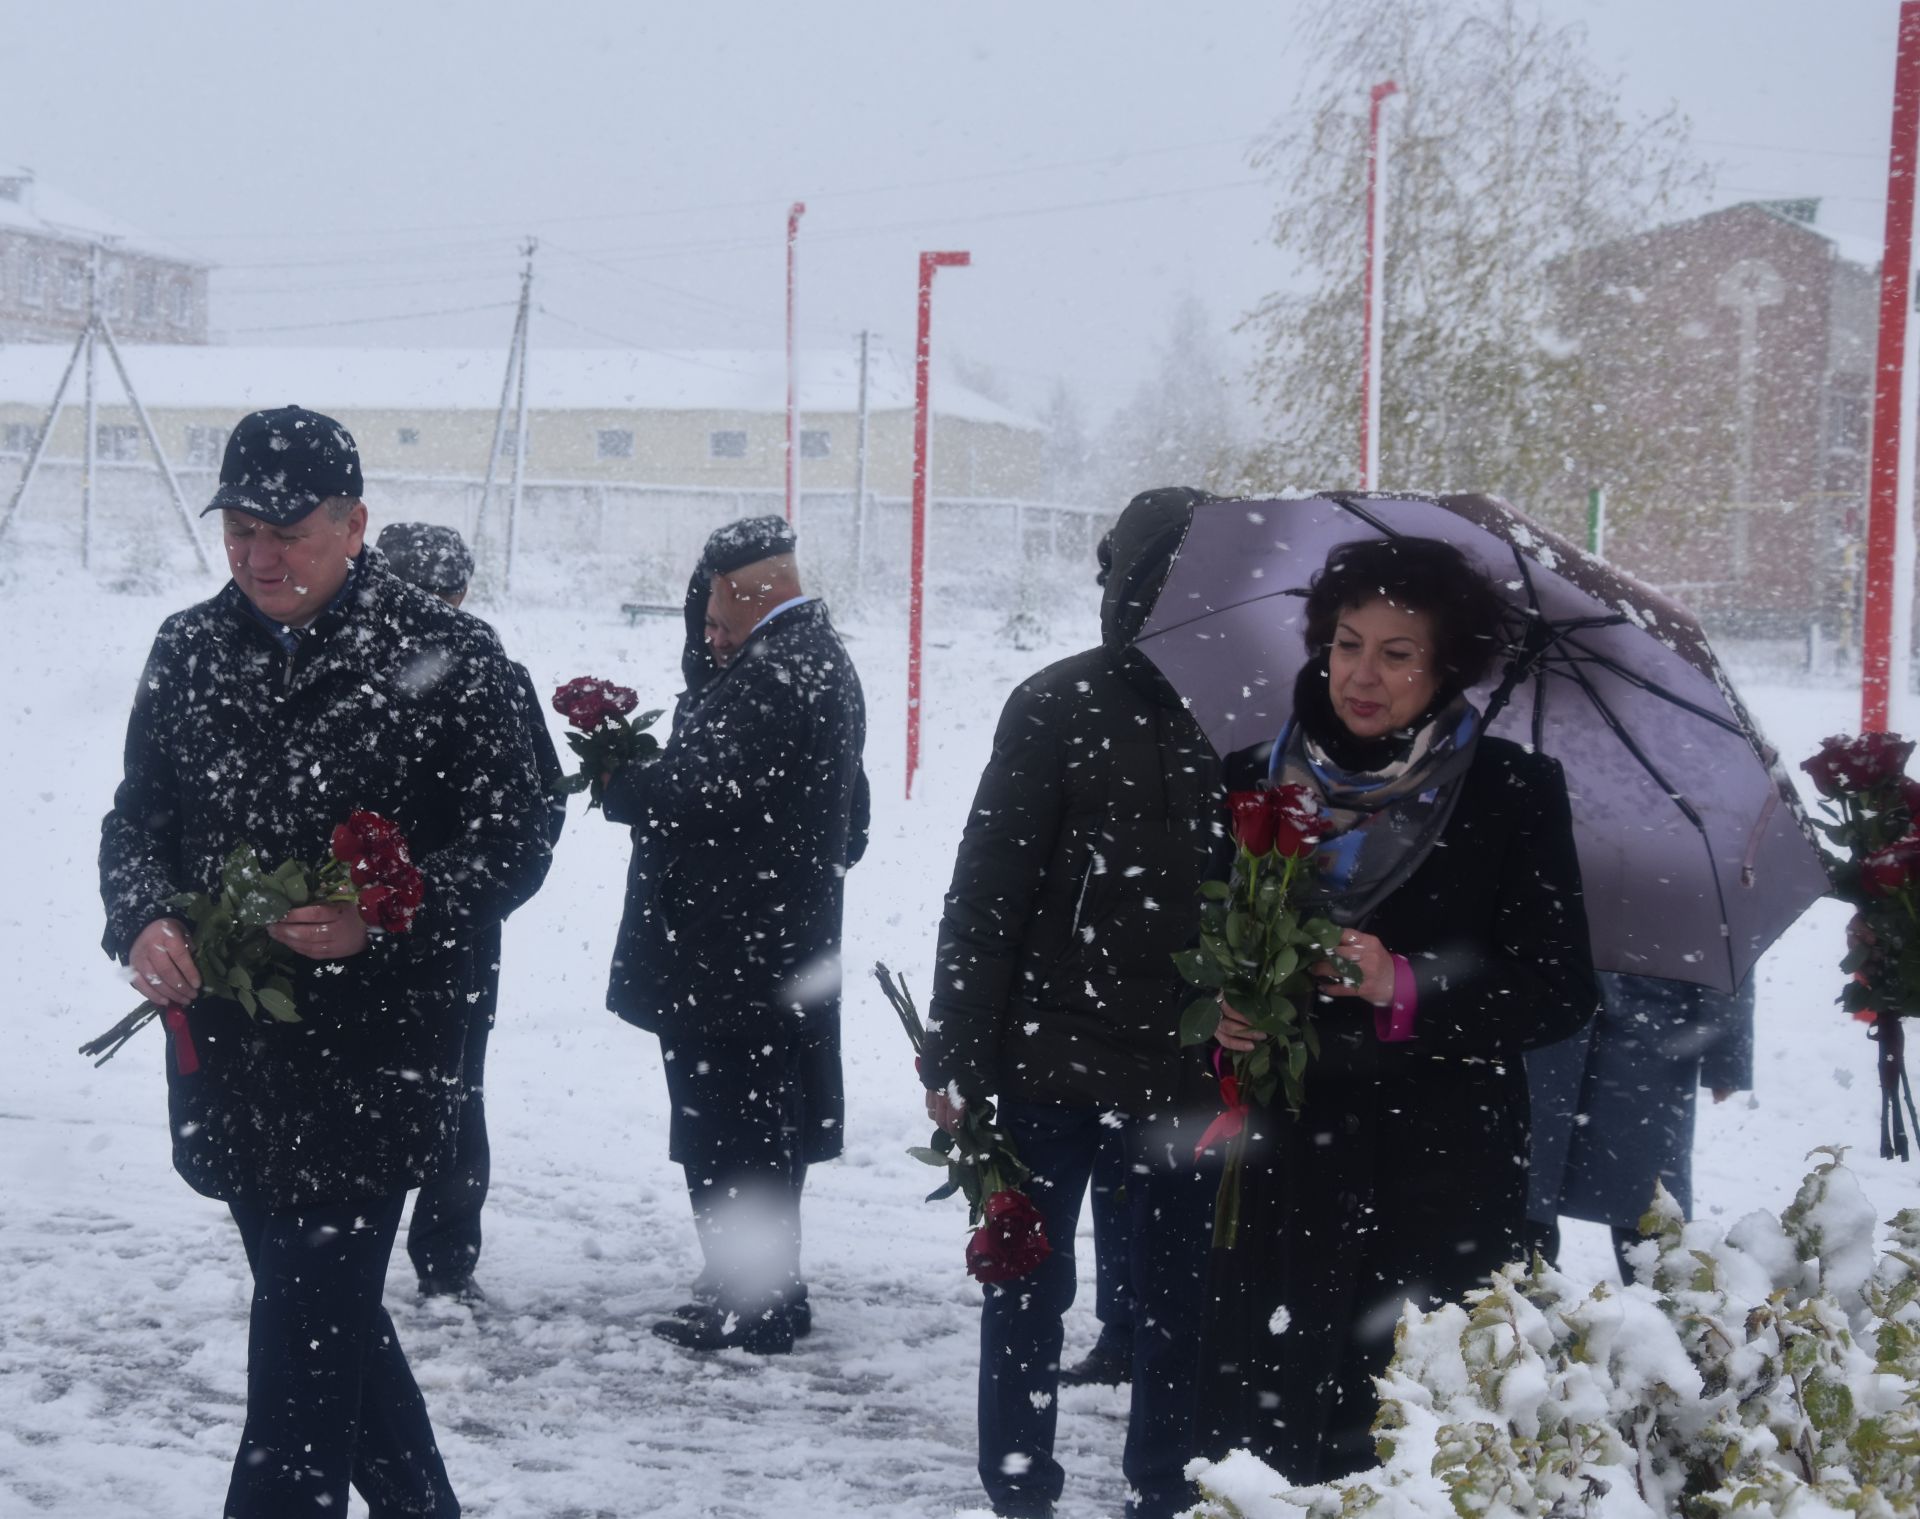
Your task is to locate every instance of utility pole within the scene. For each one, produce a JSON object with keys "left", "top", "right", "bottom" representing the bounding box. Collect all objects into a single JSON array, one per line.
[
  {"left": 475, "top": 238, "right": 534, "bottom": 598},
  {"left": 853, "top": 328, "right": 872, "bottom": 596},
  {"left": 0, "top": 239, "right": 207, "bottom": 573},
  {"left": 786, "top": 201, "right": 807, "bottom": 527},
  {"left": 506, "top": 238, "right": 536, "bottom": 597},
  {"left": 1359, "top": 79, "right": 1401, "bottom": 490},
  {"left": 82, "top": 243, "right": 100, "bottom": 569},
  {"left": 906, "top": 251, "right": 971, "bottom": 801}
]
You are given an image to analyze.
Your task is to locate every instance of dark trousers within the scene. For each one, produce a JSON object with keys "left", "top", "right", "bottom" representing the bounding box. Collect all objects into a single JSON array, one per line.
[
  {"left": 660, "top": 1029, "right": 810, "bottom": 1316},
  {"left": 408, "top": 975, "right": 496, "bottom": 1288},
  {"left": 225, "top": 1193, "right": 457, "bottom": 1519},
  {"left": 1090, "top": 1128, "right": 1134, "bottom": 1338},
  {"left": 980, "top": 1103, "right": 1213, "bottom": 1519}
]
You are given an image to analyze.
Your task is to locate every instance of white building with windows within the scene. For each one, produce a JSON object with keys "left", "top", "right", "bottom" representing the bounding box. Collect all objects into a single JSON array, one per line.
[
  {"left": 0, "top": 343, "right": 1042, "bottom": 497},
  {"left": 0, "top": 169, "right": 208, "bottom": 345}
]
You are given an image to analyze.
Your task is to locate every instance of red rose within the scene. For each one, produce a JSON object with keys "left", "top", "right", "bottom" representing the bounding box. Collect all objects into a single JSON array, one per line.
[
  {"left": 357, "top": 867, "right": 424, "bottom": 933},
  {"left": 331, "top": 810, "right": 412, "bottom": 887},
  {"left": 1803, "top": 732, "right": 1916, "bottom": 798},
  {"left": 1861, "top": 835, "right": 1920, "bottom": 898},
  {"left": 964, "top": 1189, "right": 1052, "bottom": 1284},
  {"left": 552, "top": 676, "right": 639, "bottom": 733},
  {"left": 1268, "top": 783, "right": 1326, "bottom": 860},
  {"left": 1227, "top": 791, "right": 1278, "bottom": 856}
]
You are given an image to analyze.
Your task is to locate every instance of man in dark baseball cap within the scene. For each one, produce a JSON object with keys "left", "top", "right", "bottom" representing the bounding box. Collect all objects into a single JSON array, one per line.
[
  {"left": 204, "top": 406, "right": 367, "bottom": 627},
  {"left": 376, "top": 521, "right": 476, "bottom": 604}
]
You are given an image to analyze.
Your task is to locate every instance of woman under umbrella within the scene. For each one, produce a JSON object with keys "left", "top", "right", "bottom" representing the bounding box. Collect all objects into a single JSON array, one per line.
[{"left": 1201, "top": 535, "right": 1600, "bottom": 1483}]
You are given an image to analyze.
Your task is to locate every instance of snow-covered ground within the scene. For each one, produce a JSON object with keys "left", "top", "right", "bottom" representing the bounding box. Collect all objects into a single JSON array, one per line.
[{"left": 1, "top": 564, "right": 1912, "bottom": 1519}]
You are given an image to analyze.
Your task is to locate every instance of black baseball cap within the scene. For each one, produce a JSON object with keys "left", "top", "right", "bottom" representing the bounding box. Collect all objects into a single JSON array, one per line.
[
  {"left": 702, "top": 514, "right": 797, "bottom": 576},
  {"left": 202, "top": 406, "right": 364, "bottom": 525}
]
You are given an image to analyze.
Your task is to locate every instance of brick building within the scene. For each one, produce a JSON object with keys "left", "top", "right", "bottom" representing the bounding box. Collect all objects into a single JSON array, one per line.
[
  {"left": 0, "top": 168, "right": 209, "bottom": 345},
  {"left": 1557, "top": 200, "right": 1876, "bottom": 638}
]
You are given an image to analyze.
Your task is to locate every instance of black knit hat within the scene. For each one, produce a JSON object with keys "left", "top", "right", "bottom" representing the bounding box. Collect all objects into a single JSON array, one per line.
[
  {"left": 202, "top": 405, "right": 363, "bottom": 525},
  {"left": 376, "top": 522, "right": 474, "bottom": 596},
  {"left": 702, "top": 515, "right": 797, "bottom": 576}
]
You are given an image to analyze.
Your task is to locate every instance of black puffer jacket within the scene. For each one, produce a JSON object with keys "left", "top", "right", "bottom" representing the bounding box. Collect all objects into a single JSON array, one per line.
[
  {"left": 603, "top": 598, "right": 869, "bottom": 1042},
  {"left": 921, "top": 488, "right": 1226, "bottom": 1118},
  {"left": 99, "top": 549, "right": 554, "bottom": 1209}
]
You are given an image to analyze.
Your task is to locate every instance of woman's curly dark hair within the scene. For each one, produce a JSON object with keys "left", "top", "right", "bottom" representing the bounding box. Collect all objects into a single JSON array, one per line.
[{"left": 1302, "top": 536, "right": 1510, "bottom": 696}]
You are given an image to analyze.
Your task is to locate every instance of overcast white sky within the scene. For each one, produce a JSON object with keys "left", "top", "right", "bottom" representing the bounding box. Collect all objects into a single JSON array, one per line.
[{"left": 0, "top": 0, "right": 1901, "bottom": 424}]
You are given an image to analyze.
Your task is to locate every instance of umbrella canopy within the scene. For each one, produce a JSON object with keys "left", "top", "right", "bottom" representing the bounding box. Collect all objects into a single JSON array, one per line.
[{"left": 1133, "top": 491, "right": 1830, "bottom": 993}]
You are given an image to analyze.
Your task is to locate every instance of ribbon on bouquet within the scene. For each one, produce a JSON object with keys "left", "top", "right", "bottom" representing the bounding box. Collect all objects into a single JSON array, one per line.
[
  {"left": 161, "top": 1005, "right": 200, "bottom": 1076},
  {"left": 1193, "top": 1072, "right": 1249, "bottom": 1160}
]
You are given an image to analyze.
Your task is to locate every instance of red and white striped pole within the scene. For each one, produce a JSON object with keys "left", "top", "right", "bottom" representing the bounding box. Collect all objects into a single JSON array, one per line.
[
  {"left": 1864, "top": 5, "right": 1920, "bottom": 732},
  {"left": 907, "top": 250, "right": 971, "bottom": 801},
  {"left": 785, "top": 200, "right": 806, "bottom": 527},
  {"left": 1359, "top": 79, "right": 1400, "bottom": 491}
]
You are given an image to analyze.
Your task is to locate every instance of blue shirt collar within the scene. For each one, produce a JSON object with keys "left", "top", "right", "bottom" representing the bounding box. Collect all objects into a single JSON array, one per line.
[
  {"left": 238, "top": 553, "right": 362, "bottom": 655},
  {"left": 749, "top": 593, "right": 813, "bottom": 640}
]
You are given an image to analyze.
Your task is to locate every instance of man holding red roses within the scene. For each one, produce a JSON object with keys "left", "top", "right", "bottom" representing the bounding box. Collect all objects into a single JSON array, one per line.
[
  {"left": 919, "top": 488, "right": 1223, "bottom": 1519},
  {"left": 99, "top": 407, "right": 555, "bottom": 1519}
]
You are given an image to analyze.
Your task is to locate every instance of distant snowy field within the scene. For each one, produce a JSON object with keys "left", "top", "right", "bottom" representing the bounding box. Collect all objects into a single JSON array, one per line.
[{"left": 1, "top": 565, "right": 1912, "bottom": 1519}]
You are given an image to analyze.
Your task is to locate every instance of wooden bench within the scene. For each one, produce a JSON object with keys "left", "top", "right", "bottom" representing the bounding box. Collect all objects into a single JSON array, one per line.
[{"left": 620, "top": 601, "right": 682, "bottom": 626}]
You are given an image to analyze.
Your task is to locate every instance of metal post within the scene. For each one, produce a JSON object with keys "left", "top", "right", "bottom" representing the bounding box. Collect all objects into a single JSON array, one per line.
[
  {"left": 97, "top": 322, "right": 212, "bottom": 573},
  {"left": 0, "top": 325, "right": 87, "bottom": 551},
  {"left": 505, "top": 239, "right": 536, "bottom": 598},
  {"left": 1359, "top": 79, "right": 1400, "bottom": 490},
  {"left": 1863, "top": 2, "right": 1920, "bottom": 732},
  {"left": 82, "top": 243, "right": 99, "bottom": 569},
  {"left": 907, "top": 250, "right": 971, "bottom": 801},
  {"left": 786, "top": 201, "right": 807, "bottom": 527},
  {"left": 473, "top": 290, "right": 527, "bottom": 581},
  {"left": 853, "top": 328, "right": 871, "bottom": 595}
]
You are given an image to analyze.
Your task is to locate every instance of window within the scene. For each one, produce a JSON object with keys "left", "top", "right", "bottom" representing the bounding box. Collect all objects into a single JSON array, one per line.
[
  {"left": 1, "top": 422, "right": 37, "bottom": 455},
  {"left": 59, "top": 260, "right": 85, "bottom": 311},
  {"left": 103, "top": 266, "right": 125, "bottom": 319},
  {"left": 22, "top": 252, "right": 45, "bottom": 307},
  {"left": 397, "top": 427, "right": 420, "bottom": 447},
  {"left": 709, "top": 429, "right": 748, "bottom": 460},
  {"left": 800, "top": 428, "right": 830, "bottom": 461},
  {"left": 596, "top": 428, "right": 634, "bottom": 460},
  {"left": 96, "top": 424, "right": 141, "bottom": 461},
  {"left": 184, "top": 426, "right": 225, "bottom": 467},
  {"left": 170, "top": 280, "right": 192, "bottom": 326},
  {"left": 134, "top": 271, "right": 157, "bottom": 320}
]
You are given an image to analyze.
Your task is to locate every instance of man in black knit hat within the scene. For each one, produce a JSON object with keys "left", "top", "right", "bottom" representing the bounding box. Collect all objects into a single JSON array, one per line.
[{"left": 603, "top": 516, "right": 869, "bottom": 1353}]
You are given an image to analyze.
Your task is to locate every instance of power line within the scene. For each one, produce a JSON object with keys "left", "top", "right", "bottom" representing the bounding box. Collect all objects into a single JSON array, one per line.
[
  {"left": 213, "top": 301, "right": 517, "bottom": 336},
  {"left": 532, "top": 305, "right": 757, "bottom": 370}
]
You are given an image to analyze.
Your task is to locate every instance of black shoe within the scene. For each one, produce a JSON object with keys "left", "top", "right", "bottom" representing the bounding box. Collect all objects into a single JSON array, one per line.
[
  {"left": 651, "top": 1302, "right": 795, "bottom": 1355},
  {"left": 419, "top": 1274, "right": 486, "bottom": 1306},
  {"left": 1059, "top": 1330, "right": 1130, "bottom": 1386},
  {"left": 678, "top": 1287, "right": 812, "bottom": 1338},
  {"left": 787, "top": 1297, "right": 812, "bottom": 1339}
]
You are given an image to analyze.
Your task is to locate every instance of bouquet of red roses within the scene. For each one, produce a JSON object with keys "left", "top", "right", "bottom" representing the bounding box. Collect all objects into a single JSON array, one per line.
[
  {"left": 873, "top": 963, "right": 1051, "bottom": 1284},
  {"left": 551, "top": 676, "right": 664, "bottom": 810},
  {"left": 1174, "top": 783, "right": 1353, "bottom": 1246},
  {"left": 80, "top": 810, "right": 425, "bottom": 1071},
  {"left": 1802, "top": 731, "right": 1920, "bottom": 1160}
]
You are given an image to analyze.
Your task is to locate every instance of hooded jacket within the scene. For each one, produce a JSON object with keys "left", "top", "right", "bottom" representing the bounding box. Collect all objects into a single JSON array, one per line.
[{"left": 920, "top": 487, "right": 1225, "bottom": 1117}]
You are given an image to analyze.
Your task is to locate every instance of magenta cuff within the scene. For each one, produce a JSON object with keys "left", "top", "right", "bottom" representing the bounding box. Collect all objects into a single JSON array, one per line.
[{"left": 1374, "top": 954, "right": 1419, "bottom": 1043}]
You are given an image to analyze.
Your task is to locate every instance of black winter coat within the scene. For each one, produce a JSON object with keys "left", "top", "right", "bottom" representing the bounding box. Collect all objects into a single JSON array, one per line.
[
  {"left": 603, "top": 599, "right": 869, "bottom": 1047},
  {"left": 99, "top": 550, "right": 554, "bottom": 1210},
  {"left": 1200, "top": 738, "right": 1599, "bottom": 1484},
  {"left": 921, "top": 489, "right": 1226, "bottom": 1120}
]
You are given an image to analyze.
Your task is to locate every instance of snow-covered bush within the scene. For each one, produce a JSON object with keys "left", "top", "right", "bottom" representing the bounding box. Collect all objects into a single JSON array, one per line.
[{"left": 1186, "top": 1148, "right": 1920, "bottom": 1519}]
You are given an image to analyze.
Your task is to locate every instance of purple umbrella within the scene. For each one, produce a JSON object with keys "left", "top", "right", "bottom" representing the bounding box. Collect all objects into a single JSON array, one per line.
[{"left": 1133, "top": 491, "right": 1830, "bottom": 992}]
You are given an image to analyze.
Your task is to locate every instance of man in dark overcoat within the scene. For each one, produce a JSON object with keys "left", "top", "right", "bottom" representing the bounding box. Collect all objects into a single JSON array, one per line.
[
  {"left": 100, "top": 407, "right": 554, "bottom": 1517},
  {"left": 1525, "top": 970, "right": 1754, "bottom": 1276},
  {"left": 376, "top": 520, "right": 568, "bottom": 1299},
  {"left": 604, "top": 516, "right": 868, "bottom": 1355},
  {"left": 919, "top": 487, "right": 1223, "bottom": 1519}
]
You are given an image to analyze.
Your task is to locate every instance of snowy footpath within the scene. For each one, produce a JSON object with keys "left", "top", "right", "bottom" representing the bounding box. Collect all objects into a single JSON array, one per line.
[{"left": 2, "top": 570, "right": 1913, "bottom": 1518}]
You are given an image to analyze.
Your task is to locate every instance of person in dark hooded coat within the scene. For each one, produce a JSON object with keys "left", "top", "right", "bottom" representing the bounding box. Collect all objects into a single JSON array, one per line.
[
  {"left": 374, "top": 520, "right": 568, "bottom": 1300},
  {"left": 604, "top": 518, "right": 869, "bottom": 1355},
  {"left": 919, "top": 487, "right": 1224, "bottom": 1519}
]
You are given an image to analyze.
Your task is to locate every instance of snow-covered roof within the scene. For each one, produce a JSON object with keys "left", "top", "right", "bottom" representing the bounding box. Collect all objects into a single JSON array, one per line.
[
  {"left": 0, "top": 343, "right": 1040, "bottom": 430},
  {"left": 0, "top": 168, "right": 205, "bottom": 267}
]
